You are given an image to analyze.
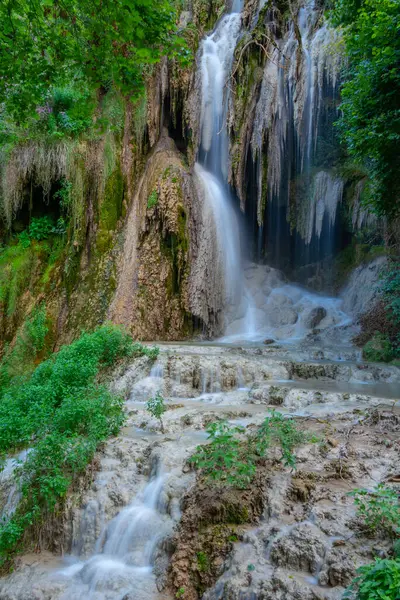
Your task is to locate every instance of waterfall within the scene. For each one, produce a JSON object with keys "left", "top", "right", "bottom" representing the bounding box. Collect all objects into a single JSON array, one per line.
[
  {"left": 192, "top": 0, "right": 353, "bottom": 343},
  {"left": 199, "top": 10, "right": 241, "bottom": 179},
  {"left": 194, "top": 164, "right": 242, "bottom": 307},
  {"left": 57, "top": 464, "right": 172, "bottom": 599},
  {"left": 195, "top": 1, "right": 257, "bottom": 336}
]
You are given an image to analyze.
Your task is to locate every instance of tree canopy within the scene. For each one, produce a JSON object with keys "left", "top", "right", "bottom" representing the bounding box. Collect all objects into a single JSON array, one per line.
[
  {"left": 0, "top": 0, "right": 187, "bottom": 121},
  {"left": 331, "top": 0, "right": 400, "bottom": 217}
]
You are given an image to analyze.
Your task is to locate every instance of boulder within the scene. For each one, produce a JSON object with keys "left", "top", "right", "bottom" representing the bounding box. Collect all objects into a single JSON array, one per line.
[
  {"left": 303, "top": 307, "right": 327, "bottom": 329},
  {"left": 269, "top": 523, "right": 326, "bottom": 574}
]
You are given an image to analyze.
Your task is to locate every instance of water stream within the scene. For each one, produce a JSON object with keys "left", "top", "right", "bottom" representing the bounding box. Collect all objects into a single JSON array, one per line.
[{"left": 57, "top": 462, "right": 172, "bottom": 599}]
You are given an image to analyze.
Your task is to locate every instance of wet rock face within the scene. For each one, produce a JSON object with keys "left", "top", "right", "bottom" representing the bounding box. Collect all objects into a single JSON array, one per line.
[
  {"left": 269, "top": 523, "right": 326, "bottom": 574},
  {"left": 341, "top": 257, "right": 387, "bottom": 319},
  {"left": 303, "top": 307, "right": 327, "bottom": 329},
  {"left": 319, "top": 548, "right": 356, "bottom": 587},
  {"left": 168, "top": 471, "right": 268, "bottom": 600},
  {"left": 110, "top": 136, "right": 200, "bottom": 340}
]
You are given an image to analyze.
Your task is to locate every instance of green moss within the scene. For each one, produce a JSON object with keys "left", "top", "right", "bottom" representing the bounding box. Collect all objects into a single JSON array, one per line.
[
  {"left": 225, "top": 503, "right": 249, "bottom": 524},
  {"left": 193, "top": 0, "right": 225, "bottom": 30},
  {"left": 159, "top": 204, "right": 189, "bottom": 298},
  {"left": 96, "top": 230, "right": 114, "bottom": 254},
  {"left": 63, "top": 245, "right": 82, "bottom": 299},
  {"left": 147, "top": 189, "right": 158, "bottom": 209},
  {"left": 40, "top": 238, "right": 65, "bottom": 289},
  {"left": 196, "top": 551, "right": 210, "bottom": 573},
  {"left": 177, "top": 206, "right": 188, "bottom": 254},
  {"left": 99, "top": 166, "right": 124, "bottom": 231}
]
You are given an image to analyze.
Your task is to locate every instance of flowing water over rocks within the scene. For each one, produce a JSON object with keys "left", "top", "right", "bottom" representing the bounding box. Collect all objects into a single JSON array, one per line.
[
  {"left": 0, "top": 3, "right": 398, "bottom": 600},
  {"left": 0, "top": 342, "right": 399, "bottom": 600}
]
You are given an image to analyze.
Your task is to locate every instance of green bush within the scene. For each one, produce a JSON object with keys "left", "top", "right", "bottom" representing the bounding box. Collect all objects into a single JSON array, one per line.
[
  {"left": 190, "top": 421, "right": 256, "bottom": 489},
  {"left": 146, "top": 391, "right": 166, "bottom": 433},
  {"left": 0, "top": 324, "right": 157, "bottom": 564},
  {"left": 0, "top": 303, "right": 51, "bottom": 386},
  {"left": 350, "top": 484, "right": 400, "bottom": 538},
  {"left": 253, "top": 410, "right": 305, "bottom": 468},
  {"left": 28, "top": 217, "right": 54, "bottom": 241},
  {"left": 344, "top": 559, "right": 400, "bottom": 600},
  {"left": 363, "top": 333, "right": 394, "bottom": 363},
  {"left": 190, "top": 412, "right": 304, "bottom": 489}
]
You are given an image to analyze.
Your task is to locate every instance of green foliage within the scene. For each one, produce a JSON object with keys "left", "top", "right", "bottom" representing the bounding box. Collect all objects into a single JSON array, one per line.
[
  {"left": 0, "top": 324, "right": 153, "bottom": 563},
  {"left": 350, "top": 484, "right": 400, "bottom": 537},
  {"left": 0, "top": 303, "right": 50, "bottom": 387},
  {"left": 132, "top": 343, "right": 159, "bottom": 361},
  {"left": 28, "top": 217, "right": 54, "bottom": 241},
  {"left": 0, "top": 0, "right": 188, "bottom": 124},
  {"left": 253, "top": 410, "right": 305, "bottom": 469},
  {"left": 147, "top": 189, "right": 159, "bottom": 209},
  {"left": 22, "top": 303, "right": 49, "bottom": 356},
  {"left": 54, "top": 179, "right": 73, "bottom": 210},
  {"left": 363, "top": 333, "right": 395, "bottom": 363},
  {"left": 330, "top": 0, "right": 400, "bottom": 216},
  {"left": 0, "top": 243, "right": 35, "bottom": 317},
  {"left": 189, "top": 413, "right": 304, "bottom": 489},
  {"left": 393, "top": 540, "right": 400, "bottom": 559},
  {"left": 14, "top": 216, "right": 67, "bottom": 246},
  {"left": 344, "top": 559, "right": 400, "bottom": 600},
  {"left": 176, "top": 588, "right": 186, "bottom": 599},
  {"left": 196, "top": 551, "right": 210, "bottom": 572},
  {"left": 189, "top": 421, "right": 256, "bottom": 489},
  {"left": 146, "top": 391, "right": 166, "bottom": 432}
]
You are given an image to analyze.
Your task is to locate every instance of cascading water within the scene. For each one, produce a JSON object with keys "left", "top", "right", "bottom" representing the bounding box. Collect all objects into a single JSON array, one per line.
[
  {"left": 194, "top": 0, "right": 352, "bottom": 344},
  {"left": 57, "top": 463, "right": 172, "bottom": 600},
  {"left": 195, "top": 2, "right": 257, "bottom": 336}
]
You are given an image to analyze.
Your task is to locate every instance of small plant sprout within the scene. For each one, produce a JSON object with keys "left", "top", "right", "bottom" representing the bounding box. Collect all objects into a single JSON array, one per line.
[{"left": 146, "top": 391, "right": 166, "bottom": 433}]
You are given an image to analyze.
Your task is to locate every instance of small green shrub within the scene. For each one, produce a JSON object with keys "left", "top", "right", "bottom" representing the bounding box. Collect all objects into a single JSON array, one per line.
[
  {"left": 138, "top": 344, "right": 159, "bottom": 361},
  {"left": 23, "top": 303, "right": 49, "bottom": 355},
  {"left": 363, "top": 333, "right": 394, "bottom": 363},
  {"left": 189, "top": 421, "right": 256, "bottom": 489},
  {"left": 146, "top": 391, "right": 166, "bottom": 432},
  {"left": 176, "top": 588, "right": 186, "bottom": 599},
  {"left": 350, "top": 484, "right": 400, "bottom": 537},
  {"left": 0, "top": 302, "right": 51, "bottom": 386},
  {"left": 54, "top": 178, "right": 73, "bottom": 211},
  {"left": 344, "top": 559, "right": 400, "bottom": 600},
  {"left": 190, "top": 413, "right": 305, "bottom": 489},
  {"left": 253, "top": 410, "right": 305, "bottom": 468},
  {"left": 28, "top": 217, "right": 54, "bottom": 241},
  {"left": 17, "top": 230, "right": 31, "bottom": 248}
]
